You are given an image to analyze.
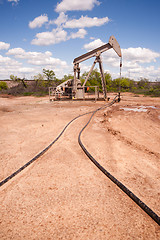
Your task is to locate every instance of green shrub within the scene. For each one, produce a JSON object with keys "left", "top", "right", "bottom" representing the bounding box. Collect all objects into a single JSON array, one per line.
[
  {"left": 23, "top": 92, "right": 34, "bottom": 96},
  {"left": 0, "top": 81, "right": 8, "bottom": 90}
]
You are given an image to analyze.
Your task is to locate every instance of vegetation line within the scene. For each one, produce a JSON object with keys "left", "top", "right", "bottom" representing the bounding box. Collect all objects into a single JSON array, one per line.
[{"left": 0, "top": 68, "right": 160, "bottom": 97}]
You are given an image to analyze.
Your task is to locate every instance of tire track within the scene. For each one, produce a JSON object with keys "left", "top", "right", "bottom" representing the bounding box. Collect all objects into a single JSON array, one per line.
[{"left": 105, "top": 126, "right": 160, "bottom": 159}]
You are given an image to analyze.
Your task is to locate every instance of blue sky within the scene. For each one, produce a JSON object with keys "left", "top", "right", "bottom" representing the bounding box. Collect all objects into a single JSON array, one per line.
[{"left": 0, "top": 0, "right": 160, "bottom": 81}]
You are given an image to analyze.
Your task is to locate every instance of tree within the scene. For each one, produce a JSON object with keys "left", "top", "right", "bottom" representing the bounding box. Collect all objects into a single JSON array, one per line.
[
  {"left": 10, "top": 74, "right": 27, "bottom": 88},
  {"left": 62, "top": 74, "right": 74, "bottom": 82},
  {"left": 33, "top": 73, "right": 44, "bottom": 88},
  {"left": 137, "top": 78, "right": 149, "bottom": 89},
  {"left": 0, "top": 81, "right": 8, "bottom": 91},
  {"left": 105, "top": 72, "right": 112, "bottom": 91},
  {"left": 111, "top": 77, "right": 135, "bottom": 92},
  {"left": 81, "top": 69, "right": 102, "bottom": 91},
  {"left": 43, "top": 69, "right": 55, "bottom": 86}
]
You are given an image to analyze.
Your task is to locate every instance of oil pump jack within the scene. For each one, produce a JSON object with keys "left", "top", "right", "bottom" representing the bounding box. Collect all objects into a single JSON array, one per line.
[{"left": 54, "top": 35, "right": 122, "bottom": 100}]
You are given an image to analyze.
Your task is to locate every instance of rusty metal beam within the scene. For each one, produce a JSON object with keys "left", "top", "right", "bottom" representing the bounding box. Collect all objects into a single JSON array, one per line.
[{"left": 73, "top": 43, "right": 112, "bottom": 64}]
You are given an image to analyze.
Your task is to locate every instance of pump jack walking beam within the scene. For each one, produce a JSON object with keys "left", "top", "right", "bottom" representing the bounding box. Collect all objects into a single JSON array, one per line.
[{"left": 73, "top": 35, "right": 122, "bottom": 99}]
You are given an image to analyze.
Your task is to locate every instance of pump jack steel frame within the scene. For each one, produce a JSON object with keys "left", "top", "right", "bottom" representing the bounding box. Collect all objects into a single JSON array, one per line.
[
  {"left": 52, "top": 35, "right": 122, "bottom": 101},
  {"left": 73, "top": 35, "right": 122, "bottom": 100}
]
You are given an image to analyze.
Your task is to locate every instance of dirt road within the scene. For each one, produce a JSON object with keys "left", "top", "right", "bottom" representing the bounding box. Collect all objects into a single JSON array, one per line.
[{"left": 0, "top": 93, "right": 160, "bottom": 239}]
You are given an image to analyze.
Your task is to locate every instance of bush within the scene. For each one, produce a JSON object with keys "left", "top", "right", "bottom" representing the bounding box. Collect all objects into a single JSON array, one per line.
[
  {"left": 23, "top": 92, "right": 34, "bottom": 96},
  {"left": 0, "top": 81, "right": 8, "bottom": 91}
]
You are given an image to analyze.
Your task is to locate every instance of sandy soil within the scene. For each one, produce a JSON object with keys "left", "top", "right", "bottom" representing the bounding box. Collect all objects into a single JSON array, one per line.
[{"left": 0, "top": 93, "right": 160, "bottom": 239}]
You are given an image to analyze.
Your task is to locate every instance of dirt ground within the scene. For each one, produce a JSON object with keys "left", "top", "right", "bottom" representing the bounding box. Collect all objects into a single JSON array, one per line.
[{"left": 0, "top": 93, "right": 160, "bottom": 239}]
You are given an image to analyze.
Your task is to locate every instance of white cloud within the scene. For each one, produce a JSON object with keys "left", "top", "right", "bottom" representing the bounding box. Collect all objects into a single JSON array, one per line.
[
  {"left": 0, "top": 41, "right": 10, "bottom": 50},
  {"left": 8, "top": 0, "right": 19, "bottom": 5},
  {"left": 28, "top": 56, "right": 67, "bottom": 67},
  {"left": 69, "top": 29, "right": 87, "bottom": 39},
  {"left": 103, "top": 47, "right": 160, "bottom": 73},
  {"left": 31, "top": 28, "right": 68, "bottom": 46},
  {"left": 8, "top": 0, "right": 19, "bottom": 3},
  {"left": 8, "top": 0, "right": 19, "bottom": 2},
  {"left": 116, "top": 48, "right": 160, "bottom": 79},
  {"left": 49, "top": 13, "right": 109, "bottom": 30},
  {"left": 63, "top": 16, "right": 109, "bottom": 28},
  {"left": 122, "top": 47, "right": 160, "bottom": 63},
  {"left": 0, "top": 48, "right": 69, "bottom": 79},
  {"left": 122, "top": 65, "right": 160, "bottom": 80},
  {"left": 6, "top": 48, "right": 68, "bottom": 68},
  {"left": 0, "top": 54, "right": 20, "bottom": 65},
  {"left": 54, "top": 12, "right": 68, "bottom": 26},
  {"left": 30, "top": 13, "right": 110, "bottom": 47},
  {"left": 78, "top": 62, "right": 93, "bottom": 73},
  {"left": 7, "top": 47, "right": 25, "bottom": 56},
  {"left": 31, "top": 27, "right": 88, "bottom": 46},
  {"left": 29, "top": 15, "right": 48, "bottom": 29},
  {"left": 84, "top": 38, "right": 105, "bottom": 50},
  {"left": 0, "top": 54, "right": 23, "bottom": 79},
  {"left": 55, "top": 0, "right": 100, "bottom": 12},
  {"left": 18, "top": 67, "right": 35, "bottom": 73}
]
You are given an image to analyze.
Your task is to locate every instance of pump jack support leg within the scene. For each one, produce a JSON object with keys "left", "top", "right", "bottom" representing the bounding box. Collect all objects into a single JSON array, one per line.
[
  {"left": 82, "top": 59, "right": 97, "bottom": 87},
  {"left": 98, "top": 56, "right": 107, "bottom": 100},
  {"left": 73, "top": 63, "right": 80, "bottom": 95}
]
